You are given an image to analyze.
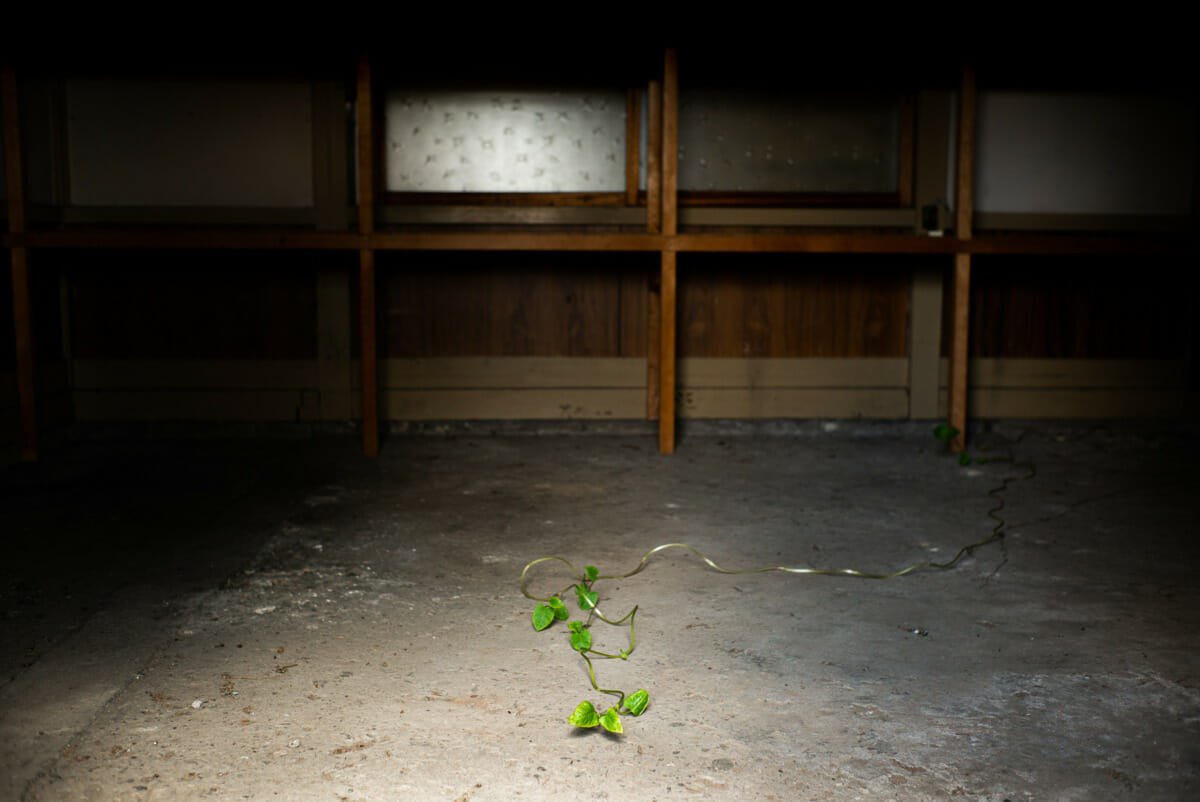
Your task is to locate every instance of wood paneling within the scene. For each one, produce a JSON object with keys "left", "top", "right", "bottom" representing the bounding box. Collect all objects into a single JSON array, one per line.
[
  {"left": 947, "top": 256, "right": 1196, "bottom": 359},
  {"left": 64, "top": 251, "right": 322, "bottom": 359},
  {"left": 678, "top": 255, "right": 909, "bottom": 358},
  {"left": 0, "top": 248, "right": 62, "bottom": 368},
  {"left": 380, "top": 252, "right": 651, "bottom": 359}
]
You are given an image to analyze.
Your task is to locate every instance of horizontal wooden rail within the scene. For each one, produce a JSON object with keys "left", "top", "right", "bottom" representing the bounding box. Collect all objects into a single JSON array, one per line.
[
  {"left": 965, "top": 234, "right": 1196, "bottom": 256},
  {"left": 9, "top": 230, "right": 361, "bottom": 250},
  {"left": 5, "top": 229, "right": 1192, "bottom": 257},
  {"left": 670, "top": 233, "right": 959, "bottom": 254},
  {"left": 7, "top": 229, "right": 1192, "bottom": 256},
  {"left": 369, "top": 232, "right": 665, "bottom": 252}
]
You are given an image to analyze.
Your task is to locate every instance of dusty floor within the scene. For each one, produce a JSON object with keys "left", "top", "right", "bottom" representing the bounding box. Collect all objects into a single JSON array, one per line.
[{"left": 1, "top": 422, "right": 1198, "bottom": 801}]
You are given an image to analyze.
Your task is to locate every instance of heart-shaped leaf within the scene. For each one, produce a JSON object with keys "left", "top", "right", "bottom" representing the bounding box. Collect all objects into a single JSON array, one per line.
[
  {"left": 575, "top": 586, "right": 598, "bottom": 610},
  {"left": 570, "top": 628, "right": 592, "bottom": 651},
  {"left": 547, "top": 596, "right": 569, "bottom": 620},
  {"left": 599, "top": 707, "right": 623, "bottom": 733},
  {"left": 532, "top": 604, "right": 555, "bottom": 631},
  {"left": 568, "top": 700, "right": 599, "bottom": 728},
  {"left": 585, "top": 565, "right": 599, "bottom": 581},
  {"left": 624, "top": 689, "right": 649, "bottom": 716}
]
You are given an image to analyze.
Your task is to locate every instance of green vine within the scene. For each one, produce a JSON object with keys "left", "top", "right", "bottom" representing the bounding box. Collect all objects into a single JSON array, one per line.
[
  {"left": 523, "top": 425, "right": 1035, "bottom": 733},
  {"left": 523, "top": 558, "right": 647, "bottom": 734},
  {"left": 934, "top": 423, "right": 986, "bottom": 466}
]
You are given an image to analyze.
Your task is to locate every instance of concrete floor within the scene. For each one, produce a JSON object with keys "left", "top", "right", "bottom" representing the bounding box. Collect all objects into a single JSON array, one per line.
[{"left": 1, "top": 422, "right": 1198, "bottom": 801}]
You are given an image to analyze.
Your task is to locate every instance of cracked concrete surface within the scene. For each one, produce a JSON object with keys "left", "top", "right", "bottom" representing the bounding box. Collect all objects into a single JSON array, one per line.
[{"left": 2, "top": 423, "right": 1198, "bottom": 800}]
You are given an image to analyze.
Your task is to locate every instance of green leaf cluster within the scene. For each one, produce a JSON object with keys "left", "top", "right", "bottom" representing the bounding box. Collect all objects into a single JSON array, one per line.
[
  {"left": 933, "top": 424, "right": 986, "bottom": 466},
  {"left": 528, "top": 563, "right": 645, "bottom": 731},
  {"left": 531, "top": 595, "right": 568, "bottom": 631},
  {"left": 567, "top": 690, "right": 649, "bottom": 734}
]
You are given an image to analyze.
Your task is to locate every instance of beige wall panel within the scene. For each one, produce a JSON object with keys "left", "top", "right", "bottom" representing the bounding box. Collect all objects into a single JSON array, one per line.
[
  {"left": 379, "top": 357, "right": 645, "bottom": 390},
  {"left": 937, "top": 358, "right": 1190, "bottom": 388},
  {"left": 679, "top": 357, "right": 908, "bottom": 389},
  {"left": 908, "top": 270, "right": 943, "bottom": 418},
  {"left": 680, "top": 388, "right": 909, "bottom": 419},
  {"left": 382, "top": 389, "right": 644, "bottom": 420},
  {"left": 964, "top": 388, "right": 1195, "bottom": 419}
]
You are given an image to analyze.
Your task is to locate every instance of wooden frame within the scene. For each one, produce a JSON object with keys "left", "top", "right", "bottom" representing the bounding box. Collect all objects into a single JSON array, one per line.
[
  {"left": 3, "top": 53, "right": 1194, "bottom": 461},
  {"left": 947, "top": 66, "right": 976, "bottom": 453}
]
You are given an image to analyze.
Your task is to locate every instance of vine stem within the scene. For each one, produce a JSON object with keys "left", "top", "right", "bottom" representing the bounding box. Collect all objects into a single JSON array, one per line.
[{"left": 580, "top": 652, "right": 626, "bottom": 709}]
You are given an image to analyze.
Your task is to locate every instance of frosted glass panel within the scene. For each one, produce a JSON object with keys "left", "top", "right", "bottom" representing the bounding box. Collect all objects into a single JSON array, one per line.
[
  {"left": 678, "top": 89, "right": 899, "bottom": 193},
  {"left": 385, "top": 90, "right": 626, "bottom": 192}
]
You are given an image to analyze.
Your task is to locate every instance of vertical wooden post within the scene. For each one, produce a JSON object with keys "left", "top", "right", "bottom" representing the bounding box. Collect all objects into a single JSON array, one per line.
[
  {"left": 645, "top": 80, "right": 662, "bottom": 234},
  {"left": 3, "top": 64, "right": 37, "bottom": 461},
  {"left": 659, "top": 251, "right": 676, "bottom": 453},
  {"left": 947, "top": 65, "right": 976, "bottom": 453},
  {"left": 658, "top": 49, "right": 679, "bottom": 454},
  {"left": 356, "top": 52, "right": 379, "bottom": 456},
  {"left": 661, "top": 51, "right": 678, "bottom": 239},
  {"left": 645, "top": 79, "right": 663, "bottom": 420}
]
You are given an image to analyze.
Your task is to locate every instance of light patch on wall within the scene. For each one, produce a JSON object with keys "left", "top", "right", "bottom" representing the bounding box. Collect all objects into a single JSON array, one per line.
[
  {"left": 67, "top": 78, "right": 314, "bottom": 207},
  {"left": 975, "top": 92, "right": 1196, "bottom": 215},
  {"left": 385, "top": 90, "right": 626, "bottom": 193}
]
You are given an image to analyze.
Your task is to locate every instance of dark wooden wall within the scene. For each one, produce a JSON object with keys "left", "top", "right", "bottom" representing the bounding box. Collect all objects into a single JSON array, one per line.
[
  {"left": 1, "top": 248, "right": 61, "bottom": 369},
  {"left": 378, "top": 252, "right": 651, "bottom": 359},
  {"left": 948, "top": 255, "right": 1197, "bottom": 360},
  {"left": 32, "top": 251, "right": 1195, "bottom": 366},
  {"left": 61, "top": 251, "right": 323, "bottom": 360},
  {"left": 678, "top": 254, "right": 913, "bottom": 358}
]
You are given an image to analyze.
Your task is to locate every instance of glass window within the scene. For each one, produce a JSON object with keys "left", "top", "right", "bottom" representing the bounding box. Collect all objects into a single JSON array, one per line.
[
  {"left": 385, "top": 89, "right": 627, "bottom": 194},
  {"left": 678, "top": 89, "right": 900, "bottom": 195}
]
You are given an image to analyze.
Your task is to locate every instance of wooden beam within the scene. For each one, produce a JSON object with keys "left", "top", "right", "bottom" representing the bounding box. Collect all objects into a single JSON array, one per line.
[
  {"left": 625, "top": 88, "right": 640, "bottom": 207},
  {"left": 3, "top": 64, "right": 37, "bottom": 460},
  {"left": 359, "top": 249, "right": 378, "bottom": 455},
  {"left": 661, "top": 49, "right": 679, "bottom": 238},
  {"left": 16, "top": 230, "right": 358, "bottom": 250},
  {"left": 657, "top": 48, "right": 679, "bottom": 453},
  {"left": 646, "top": 80, "right": 662, "bottom": 233},
  {"left": 671, "top": 233, "right": 959, "bottom": 254},
  {"left": 948, "top": 253, "right": 971, "bottom": 446},
  {"left": 966, "top": 234, "right": 1194, "bottom": 255},
  {"left": 370, "top": 231, "right": 663, "bottom": 252},
  {"left": 646, "top": 268, "right": 661, "bottom": 420},
  {"left": 356, "top": 52, "right": 378, "bottom": 456},
  {"left": 947, "top": 65, "right": 976, "bottom": 453},
  {"left": 658, "top": 250, "right": 676, "bottom": 453}
]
